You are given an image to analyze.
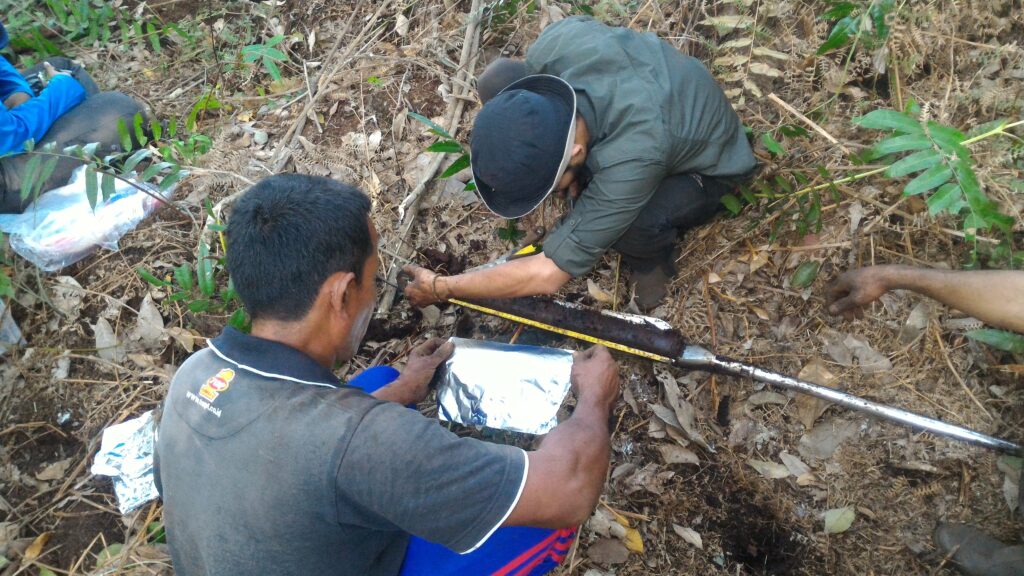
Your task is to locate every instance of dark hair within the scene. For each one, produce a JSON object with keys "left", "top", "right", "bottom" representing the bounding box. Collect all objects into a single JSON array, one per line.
[
  {"left": 226, "top": 174, "right": 372, "bottom": 322},
  {"left": 477, "top": 58, "right": 528, "bottom": 103}
]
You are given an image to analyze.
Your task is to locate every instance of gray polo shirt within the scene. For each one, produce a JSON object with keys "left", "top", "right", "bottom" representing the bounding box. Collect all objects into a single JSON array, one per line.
[
  {"left": 525, "top": 16, "right": 757, "bottom": 276},
  {"left": 154, "top": 328, "right": 527, "bottom": 576}
]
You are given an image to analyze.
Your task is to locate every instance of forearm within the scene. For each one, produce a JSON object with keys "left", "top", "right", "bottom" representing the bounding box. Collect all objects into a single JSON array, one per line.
[
  {"left": 440, "top": 254, "right": 570, "bottom": 300},
  {"left": 885, "top": 266, "right": 1024, "bottom": 332},
  {"left": 539, "top": 396, "right": 611, "bottom": 502},
  {"left": 507, "top": 395, "right": 611, "bottom": 527},
  {"left": 370, "top": 381, "right": 418, "bottom": 405}
]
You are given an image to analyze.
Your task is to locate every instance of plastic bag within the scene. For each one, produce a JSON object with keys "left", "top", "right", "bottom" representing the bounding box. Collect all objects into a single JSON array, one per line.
[
  {"left": 91, "top": 410, "right": 160, "bottom": 514},
  {"left": 0, "top": 166, "right": 177, "bottom": 271},
  {"left": 0, "top": 299, "right": 24, "bottom": 355}
]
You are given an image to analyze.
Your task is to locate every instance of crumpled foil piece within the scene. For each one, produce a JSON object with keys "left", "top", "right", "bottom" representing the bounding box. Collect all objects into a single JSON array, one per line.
[
  {"left": 91, "top": 411, "right": 159, "bottom": 514},
  {"left": 435, "top": 337, "right": 573, "bottom": 435}
]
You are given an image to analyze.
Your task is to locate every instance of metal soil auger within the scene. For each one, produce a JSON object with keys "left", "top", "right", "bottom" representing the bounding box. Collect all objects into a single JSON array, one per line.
[{"left": 452, "top": 296, "right": 1023, "bottom": 456}]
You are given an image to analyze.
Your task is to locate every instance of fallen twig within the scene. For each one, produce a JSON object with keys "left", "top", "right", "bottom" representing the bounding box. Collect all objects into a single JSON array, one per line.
[
  {"left": 376, "top": 0, "right": 484, "bottom": 316},
  {"left": 767, "top": 92, "right": 848, "bottom": 152}
]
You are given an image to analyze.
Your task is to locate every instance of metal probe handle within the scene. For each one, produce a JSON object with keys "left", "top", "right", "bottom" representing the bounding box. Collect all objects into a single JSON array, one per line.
[{"left": 675, "top": 345, "right": 1023, "bottom": 456}]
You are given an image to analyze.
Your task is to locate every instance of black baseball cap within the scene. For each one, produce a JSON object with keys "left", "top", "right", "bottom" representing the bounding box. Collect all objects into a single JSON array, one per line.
[{"left": 470, "top": 74, "right": 577, "bottom": 219}]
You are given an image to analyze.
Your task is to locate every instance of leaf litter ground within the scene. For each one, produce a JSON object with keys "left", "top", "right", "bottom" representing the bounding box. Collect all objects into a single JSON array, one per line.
[{"left": 1, "top": 0, "right": 1022, "bottom": 575}]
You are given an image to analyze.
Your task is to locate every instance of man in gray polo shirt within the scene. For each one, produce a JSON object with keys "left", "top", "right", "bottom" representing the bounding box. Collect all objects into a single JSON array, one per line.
[
  {"left": 403, "top": 16, "right": 757, "bottom": 311},
  {"left": 154, "top": 174, "right": 620, "bottom": 575}
]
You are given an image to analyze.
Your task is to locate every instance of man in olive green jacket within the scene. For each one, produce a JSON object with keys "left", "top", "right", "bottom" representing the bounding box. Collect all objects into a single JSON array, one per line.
[{"left": 404, "top": 16, "right": 756, "bottom": 311}]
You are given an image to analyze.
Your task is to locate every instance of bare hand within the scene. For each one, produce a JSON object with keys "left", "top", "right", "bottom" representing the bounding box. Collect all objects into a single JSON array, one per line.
[
  {"left": 383, "top": 338, "right": 455, "bottom": 404},
  {"left": 41, "top": 62, "right": 72, "bottom": 87},
  {"left": 570, "top": 345, "right": 620, "bottom": 410},
  {"left": 402, "top": 264, "right": 446, "bottom": 307},
  {"left": 826, "top": 266, "right": 894, "bottom": 320}
]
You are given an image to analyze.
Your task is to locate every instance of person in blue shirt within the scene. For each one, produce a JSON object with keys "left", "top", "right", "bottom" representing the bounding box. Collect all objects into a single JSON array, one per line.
[{"left": 0, "top": 21, "right": 146, "bottom": 213}]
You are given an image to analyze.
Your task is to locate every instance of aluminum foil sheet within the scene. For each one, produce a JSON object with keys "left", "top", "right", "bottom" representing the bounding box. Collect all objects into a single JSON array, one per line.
[
  {"left": 435, "top": 337, "right": 573, "bottom": 435},
  {"left": 91, "top": 411, "right": 159, "bottom": 514}
]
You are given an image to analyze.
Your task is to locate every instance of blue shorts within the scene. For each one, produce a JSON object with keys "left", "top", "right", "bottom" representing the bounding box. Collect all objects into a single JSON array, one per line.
[{"left": 348, "top": 366, "right": 576, "bottom": 576}]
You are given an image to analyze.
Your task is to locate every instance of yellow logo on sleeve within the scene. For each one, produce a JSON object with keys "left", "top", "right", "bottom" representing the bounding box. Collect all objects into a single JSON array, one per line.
[{"left": 198, "top": 368, "right": 235, "bottom": 401}]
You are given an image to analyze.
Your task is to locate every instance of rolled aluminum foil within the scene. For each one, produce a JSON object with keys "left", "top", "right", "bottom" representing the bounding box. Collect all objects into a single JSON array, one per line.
[
  {"left": 90, "top": 411, "right": 159, "bottom": 514},
  {"left": 435, "top": 337, "right": 573, "bottom": 435}
]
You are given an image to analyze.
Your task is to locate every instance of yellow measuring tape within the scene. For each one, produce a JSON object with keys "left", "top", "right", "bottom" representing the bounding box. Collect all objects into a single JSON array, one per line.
[{"left": 449, "top": 298, "right": 672, "bottom": 363}]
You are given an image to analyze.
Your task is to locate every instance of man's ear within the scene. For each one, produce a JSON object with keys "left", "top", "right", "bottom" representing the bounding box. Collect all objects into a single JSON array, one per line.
[{"left": 326, "top": 271, "right": 357, "bottom": 319}]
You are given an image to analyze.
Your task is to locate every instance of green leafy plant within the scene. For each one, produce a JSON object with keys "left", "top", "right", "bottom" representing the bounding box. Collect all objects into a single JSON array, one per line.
[
  {"left": 186, "top": 88, "right": 224, "bottom": 133},
  {"left": 14, "top": 109, "right": 210, "bottom": 212},
  {"left": 966, "top": 329, "right": 1024, "bottom": 355},
  {"left": 854, "top": 108, "right": 1018, "bottom": 235},
  {"left": 485, "top": 0, "right": 538, "bottom": 29},
  {"left": 722, "top": 125, "right": 822, "bottom": 239},
  {"left": 0, "top": 232, "right": 13, "bottom": 300},
  {"left": 408, "top": 111, "right": 476, "bottom": 188},
  {"left": 241, "top": 35, "right": 289, "bottom": 82},
  {"left": 816, "top": 0, "right": 895, "bottom": 55},
  {"left": 138, "top": 204, "right": 249, "bottom": 331},
  {"left": 497, "top": 219, "right": 526, "bottom": 245},
  {"left": 3, "top": 0, "right": 185, "bottom": 56}
]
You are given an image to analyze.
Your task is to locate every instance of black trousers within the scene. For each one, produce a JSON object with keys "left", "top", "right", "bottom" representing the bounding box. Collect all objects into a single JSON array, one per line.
[
  {"left": 0, "top": 57, "right": 147, "bottom": 214},
  {"left": 611, "top": 173, "right": 734, "bottom": 271}
]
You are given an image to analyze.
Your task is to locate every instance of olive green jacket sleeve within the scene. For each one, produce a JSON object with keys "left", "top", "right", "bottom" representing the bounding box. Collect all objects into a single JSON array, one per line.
[{"left": 544, "top": 157, "right": 667, "bottom": 277}]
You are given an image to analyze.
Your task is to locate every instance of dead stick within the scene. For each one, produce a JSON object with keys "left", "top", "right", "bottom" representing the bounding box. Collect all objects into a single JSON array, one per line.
[
  {"left": 703, "top": 272, "right": 719, "bottom": 415},
  {"left": 376, "top": 0, "right": 483, "bottom": 315},
  {"left": 932, "top": 322, "right": 992, "bottom": 419},
  {"left": 767, "top": 93, "right": 848, "bottom": 152},
  {"left": 267, "top": 0, "right": 382, "bottom": 171}
]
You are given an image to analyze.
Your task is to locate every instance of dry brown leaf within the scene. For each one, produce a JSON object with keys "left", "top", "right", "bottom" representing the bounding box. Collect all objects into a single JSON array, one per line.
[
  {"left": 658, "top": 444, "right": 700, "bottom": 465},
  {"left": 797, "top": 472, "right": 818, "bottom": 486},
  {"left": 719, "top": 38, "right": 753, "bottom": 49},
  {"left": 899, "top": 302, "right": 931, "bottom": 344},
  {"left": 714, "top": 54, "right": 748, "bottom": 67},
  {"left": 649, "top": 403, "right": 682, "bottom": 430},
  {"left": 749, "top": 62, "right": 784, "bottom": 77},
  {"left": 748, "top": 305, "right": 770, "bottom": 321},
  {"left": 672, "top": 524, "right": 703, "bottom": 549},
  {"left": 795, "top": 359, "right": 837, "bottom": 429},
  {"left": 739, "top": 250, "right": 769, "bottom": 274},
  {"left": 701, "top": 15, "right": 754, "bottom": 31},
  {"left": 657, "top": 376, "right": 714, "bottom": 452},
  {"left": 165, "top": 326, "right": 196, "bottom": 352},
  {"left": 743, "top": 78, "right": 763, "bottom": 98},
  {"left": 752, "top": 46, "right": 791, "bottom": 60},
  {"left": 844, "top": 334, "right": 893, "bottom": 373},
  {"left": 779, "top": 452, "right": 812, "bottom": 477},
  {"left": 24, "top": 531, "right": 52, "bottom": 560},
  {"left": 625, "top": 463, "right": 674, "bottom": 496},
  {"left": 132, "top": 294, "right": 165, "bottom": 347},
  {"left": 0, "top": 522, "right": 19, "bottom": 546},
  {"left": 587, "top": 279, "right": 615, "bottom": 305},
  {"left": 587, "top": 509, "right": 627, "bottom": 540},
  {"left": 587, "top": 538, "right": 630, "bottom": 565},
  {"left": 93, "top": 318, "right": 126, "bottom": 363},
  {"left": 747, "top": 459, "right": 790, "bottom": 479},
  {"left": 51, "top": 276, "right": 84, "bottom": 319},
  {"left": 623, "top": 385, "right": 639, "bottom": 415},
  {"left": 798, "top": 418, "right": 859, "bottom": 461},
  {"left": 35, "top": 458, "right": 72, "bottom": 481},
  {"left": 747, "top": 391, "right": 788, "bottom": 406}
]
